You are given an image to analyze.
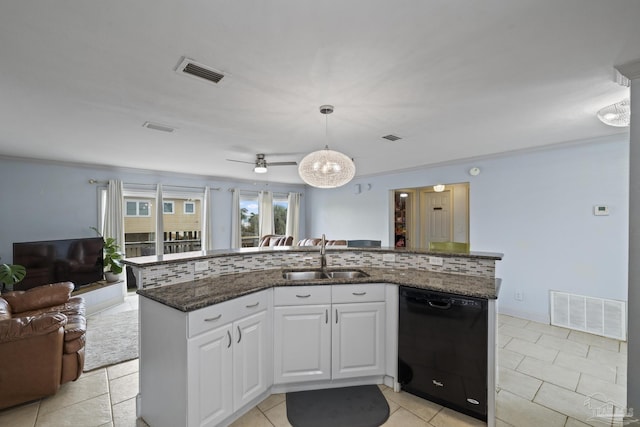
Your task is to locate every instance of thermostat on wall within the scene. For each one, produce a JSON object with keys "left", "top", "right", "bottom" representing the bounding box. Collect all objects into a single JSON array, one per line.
[{"left": 594, "top": 205, "right": 609, "bottom": 216}]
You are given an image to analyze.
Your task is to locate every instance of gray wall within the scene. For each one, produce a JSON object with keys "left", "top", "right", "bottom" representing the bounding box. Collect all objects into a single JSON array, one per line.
[
  {"left": 627, "top": 76, "right": 639, "bottom": 422},
  {"left": 306, "top": 135, "right": 629, "bottom": 323},
  {"left": 0, "top": 157, "right": 307, "bottom": 263}
]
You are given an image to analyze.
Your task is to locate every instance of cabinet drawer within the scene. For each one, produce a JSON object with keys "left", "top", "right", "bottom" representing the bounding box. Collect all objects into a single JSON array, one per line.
[
  {"left": 188, "top": 290, "right": 268, "bottom": 338},
  {"left": 274, "top": 285, "right": 331, "bottom": 306},
  {"left": 331, "top": 283, "right": 386, "bottom": 303}
]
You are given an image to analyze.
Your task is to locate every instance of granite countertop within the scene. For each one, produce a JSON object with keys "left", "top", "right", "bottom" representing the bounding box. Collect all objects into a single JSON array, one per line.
[{"left": 137, "top": 267, "right": 500, "bottom": 312}]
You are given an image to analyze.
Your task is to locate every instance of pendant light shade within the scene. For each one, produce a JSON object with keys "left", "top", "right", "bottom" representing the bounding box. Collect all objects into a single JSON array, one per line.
[
  {"left": 298, "top": 146, "right": 356, "bottom": 188},
  {"left": 597, "top": 99, "right": 630, "bottom": 127},
  {"left": 298, "top": 105, "right": 356, "bottom": 188}
]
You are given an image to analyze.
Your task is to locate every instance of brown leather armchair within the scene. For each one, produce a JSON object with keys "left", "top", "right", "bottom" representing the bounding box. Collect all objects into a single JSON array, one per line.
[{"left": 0, "top": 282, "right": 86, "bottom": 409}]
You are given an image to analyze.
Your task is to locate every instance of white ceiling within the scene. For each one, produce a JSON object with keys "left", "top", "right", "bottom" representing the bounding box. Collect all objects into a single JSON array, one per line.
[{"left": 0, "top": 1, "right": 638, "bottom": 184}]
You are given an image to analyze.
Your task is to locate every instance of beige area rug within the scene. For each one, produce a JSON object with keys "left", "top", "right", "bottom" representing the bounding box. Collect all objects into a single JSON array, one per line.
[{"left": 84, "top": 309, "right": 139, "bottom": 371}]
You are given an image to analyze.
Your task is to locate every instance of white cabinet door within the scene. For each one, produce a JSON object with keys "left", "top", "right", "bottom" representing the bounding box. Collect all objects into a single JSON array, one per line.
[
  {"left": 273, "top": 304, "right": 331, "bottom": 384},
  {"left": 233, "top": 310, "right": 269, "bottom": 411},
  {"left": 332, "top": 302, "right": 386, "bottom": 379},
  {"left": 187, "top": 324, "right": 234, "bottom": 427}
]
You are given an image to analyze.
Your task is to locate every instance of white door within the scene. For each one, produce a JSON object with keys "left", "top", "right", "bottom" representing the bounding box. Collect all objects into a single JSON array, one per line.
[
  {"left": 233, "top": 310, "right": 269, "bottom": 411},
  {"left": 332, "top": 302, "right": 386, "bottom": 379},
  {"left": 273, "top": 305, "right": 331, "bottom": 384},
  {"left": 187, "top": 324, "right": 233, "bottom": 427},
  {"left": 422, "top": 190, "right": 452, "bottom": 247}
]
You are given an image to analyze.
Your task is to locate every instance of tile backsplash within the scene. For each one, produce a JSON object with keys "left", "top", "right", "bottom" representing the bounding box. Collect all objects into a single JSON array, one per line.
[{"left": 135, "top": 250, "right": 496, "bottom": 289}]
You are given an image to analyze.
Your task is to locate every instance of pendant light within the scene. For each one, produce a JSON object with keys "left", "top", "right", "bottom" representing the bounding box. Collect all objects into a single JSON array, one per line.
[
  {"left": 298, "top": 105, "right": 356, "bottom": 188},
  {"left": 597, "top": 99, "right": 630, "bottom": 127}
]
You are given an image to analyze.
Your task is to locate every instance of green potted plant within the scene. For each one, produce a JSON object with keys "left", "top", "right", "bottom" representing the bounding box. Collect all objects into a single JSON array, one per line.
[
  {"left": 0, "top": 258, "right": 26, "bottom": 292},
  {"left": 90, "top": 227, "right": 124, "bottom": 282}
]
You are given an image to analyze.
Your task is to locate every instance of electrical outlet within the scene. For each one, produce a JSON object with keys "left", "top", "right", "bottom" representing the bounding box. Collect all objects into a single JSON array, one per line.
[
  {"left": 515, "top": 290, "right": 524, "bottom": 301},
  {"left": 382, "top": 253, "right": 395, "bottom": 262},
  {"left": 428, "top": 256, "right": 444, "bottom": 266},
  {"left": 194, "top": 261, "right": 208, "bottom": 272}
]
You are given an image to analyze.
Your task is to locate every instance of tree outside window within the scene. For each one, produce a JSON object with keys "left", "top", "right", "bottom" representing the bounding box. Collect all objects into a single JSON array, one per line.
[
  {"left": 240, "top": 195, "right": 259, "bottom": 247},
  {"left": 273, "top": 197, "right": 288, "bottom": 236}
]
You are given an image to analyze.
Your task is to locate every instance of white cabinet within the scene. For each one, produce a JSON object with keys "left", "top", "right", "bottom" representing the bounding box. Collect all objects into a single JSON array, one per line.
[
  {"left": 233, "top": 310, "right": 269, "bottom": 410},
  {"left": 332, "top": 302, "right": 386, "bottom": 379},
  {"left": 140, "top": 290, "right": 271, "bottom": 427},
  {"left": 273, "top": 286, "right": 331, "bottom": 384},
  {"left": 273, "top": 284, "right": 386, "bottom": 385},
  {"left": 274, "top": 304, "right": 331, "bottom": 383},
  {"left": 188, "top": 324, "right": 233, "bottom": 427}
]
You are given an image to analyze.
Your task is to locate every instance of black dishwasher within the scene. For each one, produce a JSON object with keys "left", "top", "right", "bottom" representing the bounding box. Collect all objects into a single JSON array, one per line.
[{"left": 398, "top": 286, "right": 488, "bottom": 421}]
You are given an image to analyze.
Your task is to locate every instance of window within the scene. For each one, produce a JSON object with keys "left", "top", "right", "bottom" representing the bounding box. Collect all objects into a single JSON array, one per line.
[
  {"left": 163, "top": 197, "right": 202, "bottom": 254},
  {"left": 273, "top": 196, "right": 288, "bottom": 236},
  {"left": 240, "top": 194, "right": 260, "bottom": 247},
  {"left": 125, "top": 200, "right": 151, "bottom": 217},
  {"left": 163, "top": 201, "right": 174, "bottom": 214},
  {"left": 123, "top": 196, "right": 157, "bottom": 257},
  {"left": 184, "top": 201, "right": 195, "bottom": 214}
]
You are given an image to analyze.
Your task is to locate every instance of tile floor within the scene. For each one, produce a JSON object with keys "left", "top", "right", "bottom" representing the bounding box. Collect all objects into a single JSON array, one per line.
[{"left": 0, "top": 293, "right": 629, "bottom": 427}]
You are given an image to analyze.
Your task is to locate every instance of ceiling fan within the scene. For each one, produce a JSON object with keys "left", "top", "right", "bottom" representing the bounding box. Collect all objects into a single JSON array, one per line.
[{"left": 226, "top": 153, "right": 297, "bottom": 174}]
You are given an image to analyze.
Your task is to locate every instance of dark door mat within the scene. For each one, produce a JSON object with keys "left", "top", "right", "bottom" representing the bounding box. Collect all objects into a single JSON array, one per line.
[{"left": 286, "top": 385, "right": 390, "bottom": 427}]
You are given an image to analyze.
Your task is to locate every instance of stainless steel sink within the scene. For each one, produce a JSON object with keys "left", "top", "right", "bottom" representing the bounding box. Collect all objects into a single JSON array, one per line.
[
  {"left": 327, "top": 270, "right": 369, "bottom": 279},
  {"left": 282, "top": 270, "right": 328, "bottom": 280},
  {"left": 282, "top": 269, "right": 369, "bottom": 280}
]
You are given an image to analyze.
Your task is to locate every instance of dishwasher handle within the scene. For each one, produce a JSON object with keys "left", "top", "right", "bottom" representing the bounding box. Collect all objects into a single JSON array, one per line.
[
  {"left": 405, "top": 294, "right": 453, "bottom": 310},
  {"left": 427, "top": 300, "right": 452, "bottom": 310}
]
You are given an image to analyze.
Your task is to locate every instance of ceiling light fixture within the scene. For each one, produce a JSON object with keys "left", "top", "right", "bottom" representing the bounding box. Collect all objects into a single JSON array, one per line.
[
  {"left": 253, "top": 159, "right": 268, "bottom": 174},
  {"left": 298, "top": 105, "right": 356, "bottom": 188},
  {"left": 597, "top": 99, "right": 630, "bottom": 127},
  {"left": 433, "top": 184, "right": 445, "bottom": 192}
]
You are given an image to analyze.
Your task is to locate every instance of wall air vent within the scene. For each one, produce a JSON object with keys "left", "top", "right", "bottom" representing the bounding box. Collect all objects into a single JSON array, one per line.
[
  {"left": 175, "top": 57, "right": 225, "bottom": 85},
  {"left": 142, "top": 122, "right": 175, "bottom": 133},
  {"left": 382, "top": 134, "right": 402, "bottom": 141},
  {"left": 550, "top": 291, "right": 626, "bottom": 340}
]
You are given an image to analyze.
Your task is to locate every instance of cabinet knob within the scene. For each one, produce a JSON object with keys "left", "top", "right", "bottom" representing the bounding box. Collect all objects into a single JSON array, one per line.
[
  {"left": 246, "top": 302, "right": 260, "bottom": 308},
  {"left": 204, "top": 314, "right": 222, "bottom": 322},
  {"left": 296, "top": 294, "right": 311, "bottom": 298},
  {"left": 352, "top": 292, "right": 366, "bottom": 296}
]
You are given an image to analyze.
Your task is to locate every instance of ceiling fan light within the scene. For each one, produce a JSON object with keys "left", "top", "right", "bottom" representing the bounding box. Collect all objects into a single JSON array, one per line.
[
  {"left": 254, "top": 165, "right": 268, "bottom": 173},
  {"left": 298, "top": 148, "right": 356, "bottom": 188},
  {"left": 597, "top": 99, "right": 630, "bottom": 127}
]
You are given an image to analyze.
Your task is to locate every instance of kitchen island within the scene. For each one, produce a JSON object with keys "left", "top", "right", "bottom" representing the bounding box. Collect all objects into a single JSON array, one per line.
[{"left": 124, "top": 247, "right": 502, "bottom": 427}]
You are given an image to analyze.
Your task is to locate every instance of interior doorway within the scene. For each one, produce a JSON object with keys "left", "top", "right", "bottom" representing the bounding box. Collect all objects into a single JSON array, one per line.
[{"left": 392, "top": 183, "right": 469, "bottom": 250}]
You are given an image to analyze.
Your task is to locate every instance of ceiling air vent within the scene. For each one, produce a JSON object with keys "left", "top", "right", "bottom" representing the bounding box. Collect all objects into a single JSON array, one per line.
[
  {"left": 382, "top": 134, "right": 402, "bottom": 142},
  {"left": 176, "top": 57, "right": 225, "bottom": 85},
  {"left": 142, "top": 122, "right": 175, "bottom": 133}
]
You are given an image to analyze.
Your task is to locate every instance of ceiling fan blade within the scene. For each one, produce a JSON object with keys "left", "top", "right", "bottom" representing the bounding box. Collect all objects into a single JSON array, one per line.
[
  {"left": 267, "top": 161, "right": 298, "bottom": 166},
  {"left": 226, "top": 159, "right": 255, "bottom": 165}
]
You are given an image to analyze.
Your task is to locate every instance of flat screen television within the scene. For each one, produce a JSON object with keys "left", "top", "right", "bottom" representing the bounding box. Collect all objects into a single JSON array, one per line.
[{"left": 13, "top": 237, "right": 104, "bottom": 291}]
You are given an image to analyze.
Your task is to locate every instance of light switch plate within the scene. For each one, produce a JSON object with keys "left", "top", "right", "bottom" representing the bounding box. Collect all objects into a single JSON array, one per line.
[
  {"left": 382, "top": 253, "right": 395, "bottom": 262},
  {"left": 428, "top": 256, "right": 444, "bottom": 266},
  {"left": 194, "top": 261, "right": 209, "bottom": 272}
]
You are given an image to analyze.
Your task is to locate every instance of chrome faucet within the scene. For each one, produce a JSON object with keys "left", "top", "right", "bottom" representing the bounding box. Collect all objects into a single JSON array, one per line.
[{"left": 320, "top": 233, "right": 327, "bottom": 271}]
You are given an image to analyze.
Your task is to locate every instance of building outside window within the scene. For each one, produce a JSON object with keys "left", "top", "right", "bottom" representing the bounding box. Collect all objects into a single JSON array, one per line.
[
  {"left": 163, "top": 201, "right": 174, "bottom": 214},
  {"left": 184, "top": 201, "right": 195, "bottom": 214},
  {"left": 123, "top": 197, "right": 156, "bottom": 256},
  {"left": 125, "top": 200, "right": 151, "bottom": 217}
]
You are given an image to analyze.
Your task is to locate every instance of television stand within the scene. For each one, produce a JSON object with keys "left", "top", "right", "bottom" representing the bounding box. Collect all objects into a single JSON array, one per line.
[{"left": 72, "top": 279, "right": 126, "bottom": 315}]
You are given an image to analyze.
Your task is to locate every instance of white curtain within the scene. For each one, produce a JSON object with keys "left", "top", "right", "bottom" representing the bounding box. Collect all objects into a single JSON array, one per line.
[
  {"left": 259, "top": 191, "right": 274, "bottom": 237},
  {"left": 231, "top": 189, "right": 241, "bottom": 248},
  {"left": 155, "top": 184, "right": 164, "bottom": 256},
  {"left": 103, "top": 179, "right": 124, "bottom": 254},
  {"left": 286, "top": 192, "right": 301, "bottom": 243},
  {"left": 202, "top": 186, "right": 213, "bottom": 251}
]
